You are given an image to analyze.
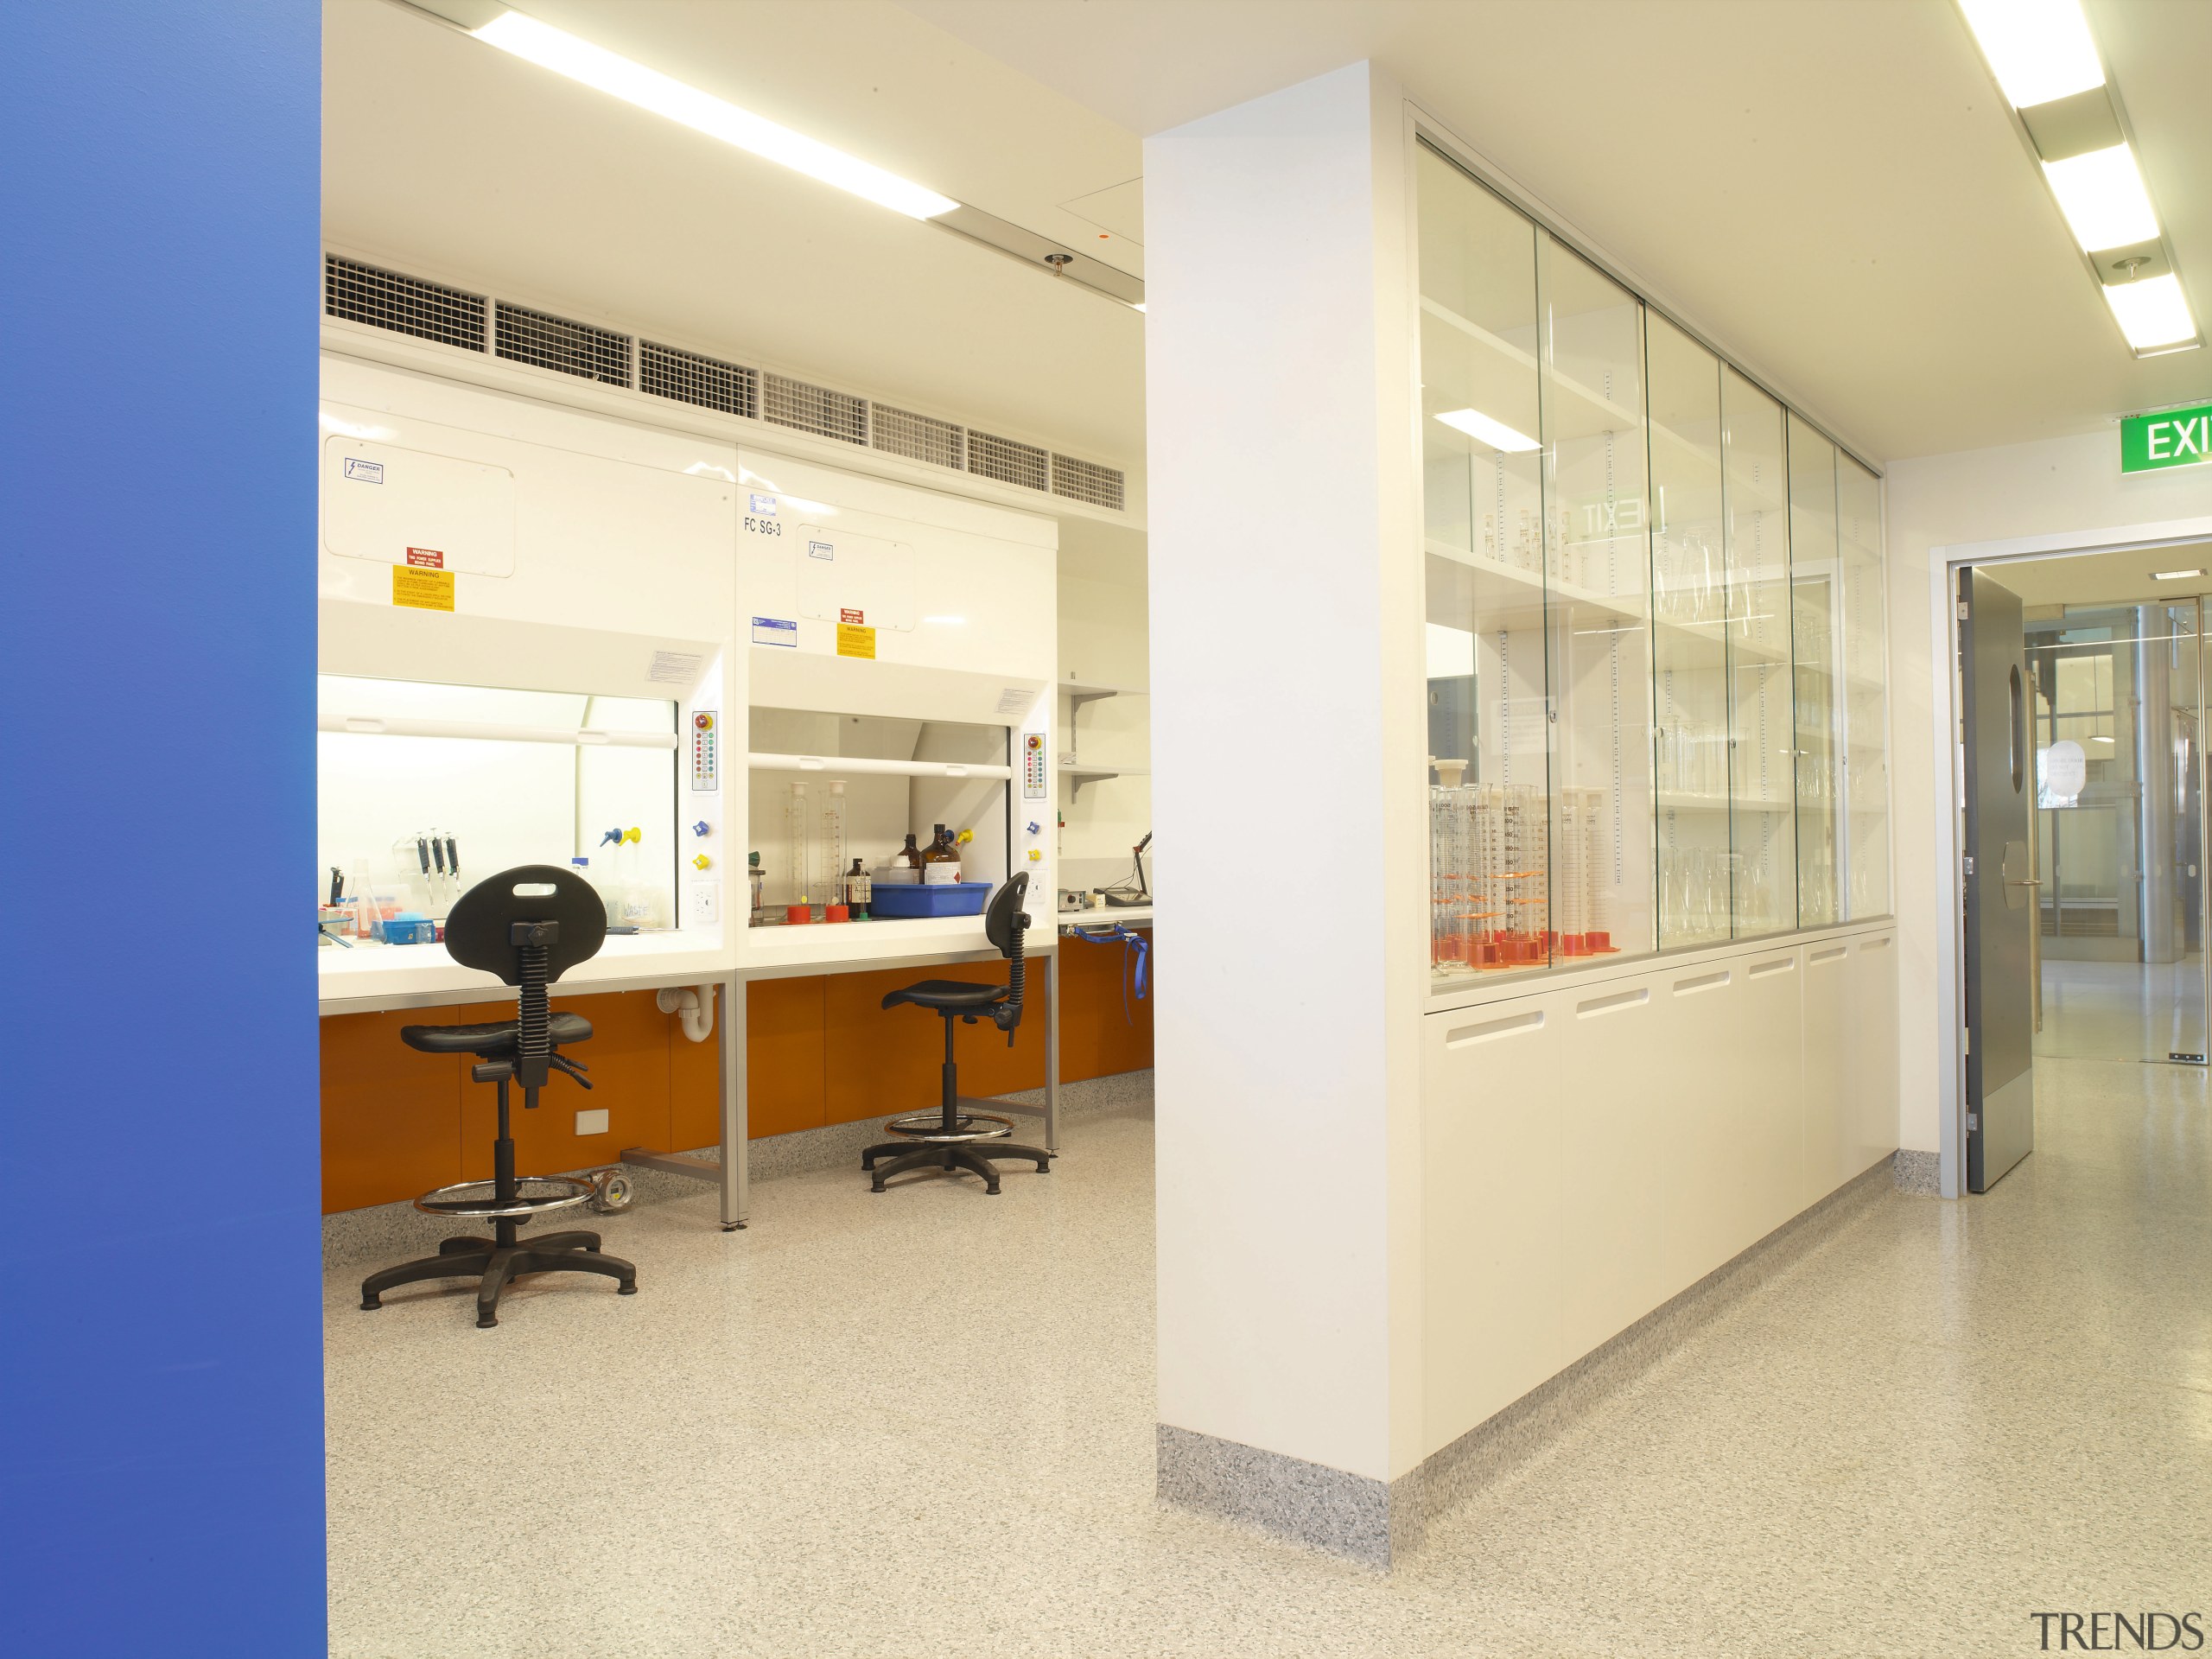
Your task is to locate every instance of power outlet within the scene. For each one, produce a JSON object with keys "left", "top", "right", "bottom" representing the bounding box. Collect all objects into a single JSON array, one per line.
[
  {"left": 690, "top": 880, "right": 720, "bottom": 925},
  {"left": 575, "top": 1108, "right": 610, "bottom": 1136}
]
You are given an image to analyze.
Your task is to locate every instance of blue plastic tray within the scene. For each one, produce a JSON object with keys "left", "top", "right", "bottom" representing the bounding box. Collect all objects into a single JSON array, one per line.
[{"left": 868, "top": 880, "right": 993, "bottom": 918}]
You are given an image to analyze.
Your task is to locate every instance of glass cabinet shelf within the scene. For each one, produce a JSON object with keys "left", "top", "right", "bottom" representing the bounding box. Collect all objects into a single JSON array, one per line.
[{"left": 1417, "top": 137, "right": 1891, "bottom": 988}]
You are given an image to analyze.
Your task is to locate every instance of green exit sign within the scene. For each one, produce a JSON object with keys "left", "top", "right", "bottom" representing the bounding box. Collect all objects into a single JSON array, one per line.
[{"left": 2122, "top": 403, "right": 2212, "bottom": 474}]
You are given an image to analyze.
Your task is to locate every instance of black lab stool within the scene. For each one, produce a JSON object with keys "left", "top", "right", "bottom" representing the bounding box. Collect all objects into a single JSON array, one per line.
[
  {"left": 862, "top": 872, "right": 1052, "bottom": 1194},
  {"left": 359, "top": 864, "right": 638, "bottom": 1327}
]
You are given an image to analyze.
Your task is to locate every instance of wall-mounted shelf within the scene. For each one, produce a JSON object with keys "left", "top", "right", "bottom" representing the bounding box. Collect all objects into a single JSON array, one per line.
[
  {"left": 1058, "top": 678, "right": 1139, "bottom": 714},
  {"left": 1063, "top": 765, "right": 1147, "bottom": 799}
]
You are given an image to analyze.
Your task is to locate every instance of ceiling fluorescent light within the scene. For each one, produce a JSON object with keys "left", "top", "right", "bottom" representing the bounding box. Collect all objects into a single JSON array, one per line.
[
  {"left": 2105, "top": 273, "right": 2197, "bottom": 351},
  {"left": 1435, "top": 408, "right": 1540, "bottom": 454},
  {"left": 469, "top": 10, "right": 957, "bottom": 219},
  {"left": 2153, "top": 569, "right": 2207, "bottom": 581},
  {"left": 1958, "top": 0, "right": 2104, "bottom": 109},
  {"left": 2042, "top": 144, "right": 2158, "bottom": 251}
]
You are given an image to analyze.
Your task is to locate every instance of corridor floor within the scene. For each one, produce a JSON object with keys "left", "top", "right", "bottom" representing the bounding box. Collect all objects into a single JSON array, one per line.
[{"left": 327, "top": 1062, "right": 2212, "bottom": 1656}]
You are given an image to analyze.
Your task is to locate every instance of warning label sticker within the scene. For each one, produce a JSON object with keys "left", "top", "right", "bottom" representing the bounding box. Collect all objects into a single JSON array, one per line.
[
  {"left": 391, "top": 566, "right": 454, "bottom": 612},
  {"left": 405, "top": 547, "right": 445, "bottom": 569},
  {"left": 840, "top": 607, "right": 865, "bottom": 626},
  {"left": 836, "top": 623, "right": 876, "bottom": 660}
]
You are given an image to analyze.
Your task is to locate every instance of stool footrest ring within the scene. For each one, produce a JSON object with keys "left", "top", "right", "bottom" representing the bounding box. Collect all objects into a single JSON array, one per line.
[
  {"left": 413, "top": 1175, "right": 597, "bottom": 1220},
  {"left": 882, "top": 1109, "right": 1014, "bottom": 1145}
]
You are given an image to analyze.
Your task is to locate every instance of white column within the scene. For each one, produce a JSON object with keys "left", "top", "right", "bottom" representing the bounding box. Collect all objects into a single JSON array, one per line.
[{"left": 1145, "top": 61, "right": 1429, "bottom": 1564}]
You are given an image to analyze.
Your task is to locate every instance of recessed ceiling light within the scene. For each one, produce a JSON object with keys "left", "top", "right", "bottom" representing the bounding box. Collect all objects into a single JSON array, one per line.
[
  {"left": 2106, "top": 275, "right": 2198, "bottom": 351},
  {"left": 468, "top": 10, "right": 957, "bottom": 220},
  {"left": 2152, "top": 568, "right": 2207, "bottom": 581},
  {"left": 2042, "top": 144, "right": 2158, "bottom": 252},
  {"left": 1435, "top": 408, "right": 1541, "bottom": 454},
  {"left": 1958, "top": 0, "right": 2105, "bottom": 110}
]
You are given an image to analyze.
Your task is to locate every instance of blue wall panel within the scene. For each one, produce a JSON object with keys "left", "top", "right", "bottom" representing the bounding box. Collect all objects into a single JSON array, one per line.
[{"left": 0, "top": 3, "right": 325, "bottom": 1653}]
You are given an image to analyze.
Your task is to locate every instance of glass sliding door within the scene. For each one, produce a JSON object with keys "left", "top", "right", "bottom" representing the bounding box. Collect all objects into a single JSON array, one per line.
[
  {"left": 1721, "top": 370, "right": 1796, "bottom": 936},
  {"left": 1647, "top": 316, "right": 1730, "bottom": 946},
  {"left": 1787, "top": 414, "right": 1842, "bottom": 927},
  {"left": 1540, "top": 236, "right": 1654, "bottom": 963},
  {"left": 1418, "top": 144, "right": 1551, "bottom": 981}
]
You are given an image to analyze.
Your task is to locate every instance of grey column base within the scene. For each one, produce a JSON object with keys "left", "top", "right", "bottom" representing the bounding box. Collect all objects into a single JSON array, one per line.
[
  {"left": 1891, "top": 1147, "right": 1942, "bottom": 1195},
  {"left": 1158, "top": 1152, "right": 1899, "bottom": 1567}
]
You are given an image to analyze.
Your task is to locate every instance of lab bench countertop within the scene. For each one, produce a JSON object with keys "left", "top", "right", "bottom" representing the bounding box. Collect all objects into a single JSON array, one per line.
[
  {"left": 317, "top": 928, "right": 733, "bottom": 1014},
  {"left": 317, "top": 914, "right": 1076, "bottom": 1011}
]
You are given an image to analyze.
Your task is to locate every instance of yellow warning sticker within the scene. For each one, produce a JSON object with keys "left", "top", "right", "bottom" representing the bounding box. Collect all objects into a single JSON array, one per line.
[
  {"left": 836, "top": 623, "right": 876, "bottom": 659},
  {"left": 391, "top": 565, "right": 454, "bottom": 612}
]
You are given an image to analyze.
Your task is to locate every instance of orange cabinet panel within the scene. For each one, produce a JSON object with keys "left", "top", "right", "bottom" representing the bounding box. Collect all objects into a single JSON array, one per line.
[
  {"left": 1053, "top": 928, "right": 1155, "bottom": 1080},
  {"left": 823, "top": 962, "right": 1049, "bottom": 1127},
  {"left": 320, "top": 937, "right": 1156, "bottom": 1211},
  {"left": 320, "top": 1005, "right": 465, "bottom": 1215}
]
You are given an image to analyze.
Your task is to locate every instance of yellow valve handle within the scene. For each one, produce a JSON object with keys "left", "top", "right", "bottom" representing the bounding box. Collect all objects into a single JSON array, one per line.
[
  {"left": 957, "top": 828, "right": 974, "bottom": 845},
  {"left": 623, "top": 827, "right": 642, "bottom": 845},
  {"left": 692, "top": 853, "right": 712, "bottom": 871}
]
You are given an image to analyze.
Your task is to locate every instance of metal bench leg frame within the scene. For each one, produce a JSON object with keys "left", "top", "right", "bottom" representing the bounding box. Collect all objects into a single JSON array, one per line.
[{"left": 361, "top": 1074, "right": 638, "bottom": 1327}]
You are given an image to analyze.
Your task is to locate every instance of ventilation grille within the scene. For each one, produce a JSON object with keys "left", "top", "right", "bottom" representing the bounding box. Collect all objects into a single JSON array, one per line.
[
  {"left": 325, "top": 254, "right": 1128, "bottom": 512},
  {"left": 764, "top": 372, "right": 868, "bottom": 446},
  {"left": 323, "top": 255, "right": 486, "bottom": 353},
  {"left": 1052, "top": 453, "right": 1127, "bottom": 512},
  {"left": 871, "top": 404, "right": 966, "bottom": 471},
  {"left": 495, "top": 302, "right": 632, "bottom": 386},
  {"left": 968, "top": 429, "right": 1051, "bottom": 493},
  {"left": 639, "top": 340, "right": 759, "bottom": 420}
]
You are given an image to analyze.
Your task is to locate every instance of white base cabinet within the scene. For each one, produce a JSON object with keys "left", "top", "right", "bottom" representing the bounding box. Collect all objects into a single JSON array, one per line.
[{"left": 1421, "top": 924, "right": 1897, "bottom": 1452}]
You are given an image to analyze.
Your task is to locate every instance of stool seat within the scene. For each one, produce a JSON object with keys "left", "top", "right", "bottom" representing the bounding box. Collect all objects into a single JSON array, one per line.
[
  {"left": 400, "top": 1010, "right": 593, "bottom": 1057},
  {"left": 880, "top": 980, "right": 1007, "bottom": 1014}
]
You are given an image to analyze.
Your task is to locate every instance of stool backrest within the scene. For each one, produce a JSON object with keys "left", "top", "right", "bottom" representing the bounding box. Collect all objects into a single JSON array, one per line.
[
  {"left": 986, "top": 872, "right": 1030, "bottom": 1034},
  {"left": 444, "top": 864, "right": 607, "bottom": 985}
]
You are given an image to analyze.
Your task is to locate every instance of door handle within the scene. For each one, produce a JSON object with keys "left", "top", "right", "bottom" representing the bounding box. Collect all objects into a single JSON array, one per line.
[{"left": 2005, "top": 876, "right": 2043, "bottom": 887}]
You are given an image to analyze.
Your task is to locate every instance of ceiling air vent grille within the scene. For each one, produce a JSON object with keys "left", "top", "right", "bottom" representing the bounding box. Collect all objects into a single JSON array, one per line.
[
  {"left": 1051, "top": 453, "right": 1126, "bottom": 512},
  {"left": 763, "top": 372, "right": 868, "bottom": 446},
  {"left": 322, "top": 254, "right": 1129, "bottom": 514},
  {"left": 494, "top": 302, "right": 632, "bottom": 387},
  {"left": 324, "top": 255, "right": 486, "bottom": 353},
  {"left": 871, "top": 404, "right": 966, "bottom": 471},
  {"left": 968, "top": 429, "right": 1050, "bottom": 493},
  {"left": 639, "top": 340, "right": 759, "bottom": 420}
]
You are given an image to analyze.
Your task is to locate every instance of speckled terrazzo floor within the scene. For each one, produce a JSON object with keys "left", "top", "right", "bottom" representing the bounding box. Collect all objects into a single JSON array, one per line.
[{"left": 327, "top": 1058, "right": 2212, "bottom": 1657}]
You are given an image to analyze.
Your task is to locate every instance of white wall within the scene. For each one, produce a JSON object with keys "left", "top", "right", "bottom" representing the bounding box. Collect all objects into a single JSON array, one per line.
[
  {"left": 1058, "top": 518, "right": 1152, "bottom": 890},
  {"left": 1886, "top": 430, "right": 2212, "bottom": 1159},
  {"left": 1147, "top": 61, "right": 1429, "bottom": 1484}
]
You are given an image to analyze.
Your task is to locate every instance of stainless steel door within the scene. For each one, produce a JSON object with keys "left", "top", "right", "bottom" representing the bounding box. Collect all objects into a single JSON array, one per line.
[{"left": 1963, "top": 568, "right": 2036, "bottom": 1191}]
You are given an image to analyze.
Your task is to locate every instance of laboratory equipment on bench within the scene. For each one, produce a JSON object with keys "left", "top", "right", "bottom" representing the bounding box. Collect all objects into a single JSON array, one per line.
[
  {"left": 820, "top": 782, "right": 850, "bottom": 922},
  {"left": 922, "top": 823, "right": 963, "bottom": 885},
  {"left": 783, "top": 782, "right": 813, "bottom": 924},
  {"left": 747, "top": 851, "right": 766, "bottom": 923},
  {"left": 845, "top": 858, "right": 872, "bottom": 919},
  {"left": 1101, "top": 831, "right": 1151, "bottom": 909},
  {"left": 1428, "top": 759, "right": 1615, "bottom": 976}
]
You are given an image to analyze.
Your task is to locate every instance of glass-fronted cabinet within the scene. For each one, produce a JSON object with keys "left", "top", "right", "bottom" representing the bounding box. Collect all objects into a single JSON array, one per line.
[{"left": 1416, "top": 137, "right": 1890, "bottom": 988}]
